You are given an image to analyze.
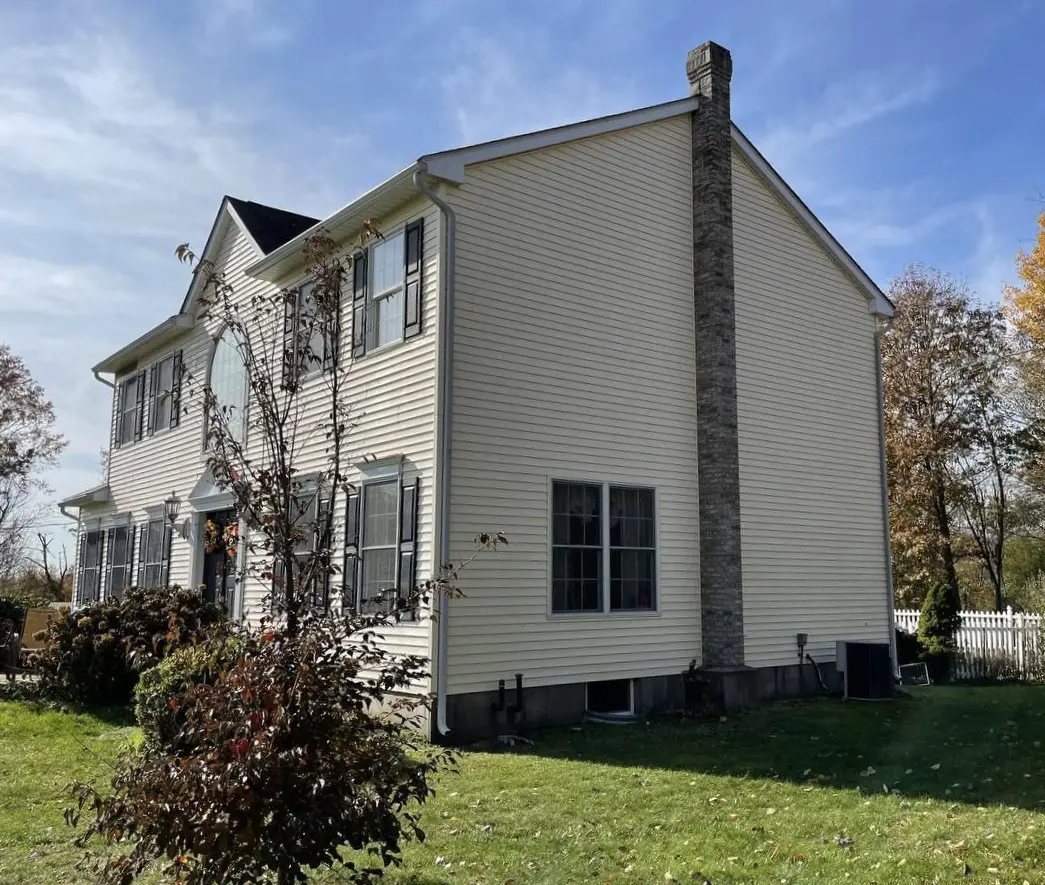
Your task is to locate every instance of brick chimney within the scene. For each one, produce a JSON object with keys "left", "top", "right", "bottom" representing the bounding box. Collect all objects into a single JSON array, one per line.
[{"left": 687, "top": 42, "right": 749, "bottom": 692}]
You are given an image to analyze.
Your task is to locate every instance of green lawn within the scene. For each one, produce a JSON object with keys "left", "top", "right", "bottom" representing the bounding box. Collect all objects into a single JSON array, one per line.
[{"left": 4, "top": 687, "right": 1045, "bottom": 884}]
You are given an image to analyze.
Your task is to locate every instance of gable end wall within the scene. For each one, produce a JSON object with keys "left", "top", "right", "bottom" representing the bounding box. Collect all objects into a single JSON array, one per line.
[{"left": 731, "top": 146, "right": 890, "bottom": 666}]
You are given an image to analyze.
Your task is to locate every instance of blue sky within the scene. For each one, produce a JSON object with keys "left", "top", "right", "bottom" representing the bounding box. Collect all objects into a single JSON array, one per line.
[{"left": 2, "top": 0, "right": 1043, "bottom": 547}]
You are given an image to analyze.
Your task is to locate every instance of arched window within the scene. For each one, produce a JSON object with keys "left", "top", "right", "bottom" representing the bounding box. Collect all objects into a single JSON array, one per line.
[{"left": 209, "top": 327, "right": 247, "bottom": 444}]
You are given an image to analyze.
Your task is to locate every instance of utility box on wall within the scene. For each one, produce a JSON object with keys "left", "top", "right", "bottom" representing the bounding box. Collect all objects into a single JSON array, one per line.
[{"left": 836, "top": 641, "right": 892, "bottom": 700}]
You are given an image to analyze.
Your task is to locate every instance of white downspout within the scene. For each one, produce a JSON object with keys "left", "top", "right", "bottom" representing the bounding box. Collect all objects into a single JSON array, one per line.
[
  {"left": 412, "top": 166, "right": 456, "bottom": 736},
  {"left": 873, "top": 314, "right": 898, "bottom": 675},
  {"left": 93, "top": 370, "right": 115, "bottom": 389}
]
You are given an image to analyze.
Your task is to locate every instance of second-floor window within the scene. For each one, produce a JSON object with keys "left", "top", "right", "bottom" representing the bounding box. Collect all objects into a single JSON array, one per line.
[
  {"left": 114, "top": 350, "right": 182, "bottom": 448},
  {"left": 151, "top": 353, "right": 179, "bottom": 433},
  {"left": 351, "top": 218, "right": 424, "bottom": 358},
  {"left": 117, "top": 374, "right": 141, "bottom": 446},
  {"left": 210, "top": 327, "right": 248, "bottom": 445},
  {"left": 284, "top": 281, "right": 335, "bottom": 383}
]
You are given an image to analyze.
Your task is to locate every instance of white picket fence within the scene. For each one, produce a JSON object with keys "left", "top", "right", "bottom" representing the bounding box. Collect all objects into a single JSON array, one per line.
[{"left": 896, "top": 607, "right": 1045, "bottom": 681}]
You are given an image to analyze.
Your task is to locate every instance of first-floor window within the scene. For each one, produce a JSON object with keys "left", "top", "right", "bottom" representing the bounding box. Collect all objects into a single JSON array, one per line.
[
  {"left": 551, "top": 481, "right": 657, "bottom": 614},
  {"left": 273, "top": 489, "right": 334, "bottom": 611},
  {"left": 137, "top": 518, "right": 172, "bottom": 589},
  {"left": 78, "top": 529, "right": 102, "bottom": 605},
  {"left": 105, "top": 525, "right": 132, "bottom": 599},
  {"left": 344, "top": 475, "right": 418, "bottom": 612},
  {"left": 551, "top": 482, "right": 603, "bottom": 613}
]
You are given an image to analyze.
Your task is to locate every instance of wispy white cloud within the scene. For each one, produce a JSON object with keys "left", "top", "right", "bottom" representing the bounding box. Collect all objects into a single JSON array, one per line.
[
  {"left": 755, "top": 67, "right": 941, "bottom": 172},
  {"left": 0, "top": 10, "right": 337, "bottom": 552},
  {"left": 439, "top": 28, "right": 639, "bottom": 146},
  {"left": 968, "top": 201, "right": 1016, "bottom": 303}
]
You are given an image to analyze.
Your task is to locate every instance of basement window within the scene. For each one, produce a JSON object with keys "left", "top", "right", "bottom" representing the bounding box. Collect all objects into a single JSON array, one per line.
[{"left": 586, "top": 678, "right": 634, "bottom": 716}]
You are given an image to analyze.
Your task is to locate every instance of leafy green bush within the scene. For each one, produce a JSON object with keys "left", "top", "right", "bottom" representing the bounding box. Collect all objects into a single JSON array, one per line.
[
  {"left": 34, "top": 586, "right": 226, "bottom": 708},
  {"left": 918, "top": 581, "right": 962, "bottom": 681},
  {"left": 135, "top": 637, "right": 243, "bottom": 751}
]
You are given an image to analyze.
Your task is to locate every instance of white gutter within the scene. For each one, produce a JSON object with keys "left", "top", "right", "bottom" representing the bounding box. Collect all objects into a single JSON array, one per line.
[
  {"left": 873, "top": 315, "right": 898, "bottom": 674},
  {"left": 412, "top": 166, "right": 456, "bottom": 737},
  {"left": 92, "top": 370, "right": 115, "bottom": 390}
]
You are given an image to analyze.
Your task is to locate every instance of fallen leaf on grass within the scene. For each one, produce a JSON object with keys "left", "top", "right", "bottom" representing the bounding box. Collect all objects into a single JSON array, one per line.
[{"left": 931, "top": 763, "right": 941, "bottom": 771}]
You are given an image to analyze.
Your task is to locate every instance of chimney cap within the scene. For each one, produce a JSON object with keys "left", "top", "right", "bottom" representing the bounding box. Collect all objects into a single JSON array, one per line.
[{"left": 686, "top": 41, "right": 733, "bottom": 89}]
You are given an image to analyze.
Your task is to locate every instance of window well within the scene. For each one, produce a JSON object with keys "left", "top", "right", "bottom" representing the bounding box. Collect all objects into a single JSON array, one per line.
[{"left": 586, "top": 679, "right": 633, "bottom": 716}]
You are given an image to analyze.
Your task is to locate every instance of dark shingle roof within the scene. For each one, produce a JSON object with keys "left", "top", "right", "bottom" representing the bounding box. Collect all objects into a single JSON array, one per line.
[{"left": 225, "top": 197, "right": 319, "bottom": 255}]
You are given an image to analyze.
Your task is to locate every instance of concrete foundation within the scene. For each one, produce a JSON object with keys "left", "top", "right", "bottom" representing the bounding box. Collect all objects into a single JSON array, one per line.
[{"left": 442, "top": 661, "right": 843, "bottom": 742}]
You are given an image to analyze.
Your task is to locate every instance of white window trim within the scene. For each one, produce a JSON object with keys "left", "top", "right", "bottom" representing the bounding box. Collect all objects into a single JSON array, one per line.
[
  {"left": 354, "top": 459, "right": 404, "bottom": 612},
  {"left": 546, "top": 476, "right": 661, "bottom": 620},
  {"left": 139, "top": 515, "right": 169, "bottom": 589},
  {"left": 285, "top": 277, "right": 335, "bottom": 381},
  {"left": 366, "top": 228, "right": 406, "bottom": 354},
  {"left": 150, "top": 352, "right": 178, "bottom": 437},
  {"left": 202, "top": 325, "right": 251, "bottom": 453},
  {"left": 79, "top": 524, "right": 104, "bottom": 605},
  {"left": 104, "top": 522, "right": 133, "bottom": 600},
  {"left": 116, "top": 372, "right": 140, "bottom": 446},
  {"left": 356, "top": 220, "right": 416, "bottom": 359}
]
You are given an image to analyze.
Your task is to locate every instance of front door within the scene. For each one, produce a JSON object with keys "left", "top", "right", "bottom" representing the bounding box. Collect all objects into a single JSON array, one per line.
[{"left": 201, "top": 509, "right": 238, "bottom": 613}]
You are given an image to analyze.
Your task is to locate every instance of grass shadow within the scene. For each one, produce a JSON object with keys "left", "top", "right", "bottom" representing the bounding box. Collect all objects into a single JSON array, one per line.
[{"left": 515, "top": 685, "right": 1045, "bottom": 811}]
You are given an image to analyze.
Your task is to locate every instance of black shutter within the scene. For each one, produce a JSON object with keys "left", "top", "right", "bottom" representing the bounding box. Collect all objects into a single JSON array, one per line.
[
  {"left": 403, "top": 219, "right": 423, "bottom": 340},
  {"left": 113, "top": 383, "right": 125, "bottom": 449},
  {"left": 126, "top": 525, "right": 136, "bottom": 592},
  {"left": 343, "top": 490, "right": 360, "bottom": 610},
  {"left": 282, "top": 289, "right": 299, "bottom": 388},
  {"left": 145, "top": 365, "right": 157, "bottom": 437},
  {"left": 104, "top": 529, "right": 115, "bottom": 600},
  {"left": 76, "top": 530, "right": 87, "bottom": 606},
  {"left": 397, "top": 479, "right": 419, "bottom": 603},
  {"left": 313, "top": 493, "right": 333, "bottom": 610},
  {"left": 134, "top": 370, "right": 146, "bottom": 441},
  {"left": 352, "top": 251, "right": 367, "bottom": 358},
  {"left": 160, "top": 525, "right": 173, "bottom": 587},
  {"left": 170, "top": 351, "right": 183, "bottom": 427},
  {"left": 137, "top": 522, "right": 148, "bottom": 588}
]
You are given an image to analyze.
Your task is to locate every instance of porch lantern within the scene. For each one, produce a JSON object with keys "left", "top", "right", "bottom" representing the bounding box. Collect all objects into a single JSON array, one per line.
[{"left": 164, "top": 491, "right": 182, "bottom": 526}]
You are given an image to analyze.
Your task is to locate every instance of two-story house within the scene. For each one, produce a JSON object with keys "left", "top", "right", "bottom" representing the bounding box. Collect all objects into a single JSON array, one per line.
[{"left": 60, "top": 41, "right": 896, "bottom": 740}]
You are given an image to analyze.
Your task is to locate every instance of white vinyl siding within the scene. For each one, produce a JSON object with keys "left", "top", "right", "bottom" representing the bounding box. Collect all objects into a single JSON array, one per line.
[
  {"left": 731, "top": 146, "right": 890, "bottom": 666},
  {"left": 444, "top": 115, "right": 700, "bottom": 694},
  {"left": 98, "top": 201, "right": 439, "bottom": 680}
]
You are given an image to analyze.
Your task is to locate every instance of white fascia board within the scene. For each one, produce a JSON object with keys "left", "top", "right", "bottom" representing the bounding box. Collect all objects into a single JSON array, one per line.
[
  {"left": 420, "top": 96, "right": 702, "bottom": 183},
  {"left": 730, "top": 124, "right": 895, "bottom": 318},
  {"left": 58, "top": 484, "right": 110, "bottom": 508}
]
